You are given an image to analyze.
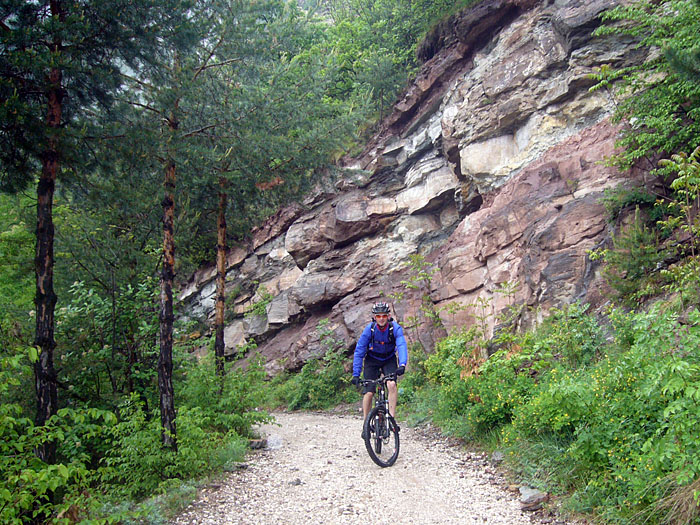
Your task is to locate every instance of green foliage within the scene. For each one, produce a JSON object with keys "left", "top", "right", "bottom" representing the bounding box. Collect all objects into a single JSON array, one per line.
[
  {"left": 588, "top": 146, "right": 700, "bottom": 310},
  {"left": 531, "top": 302, "right": 605, "bottom": 369},
  {"left": 271, "top": 319, "right": 355, "bottom": 410},
  {"left": 396, "top": 342, "right": 429, "bottom": 405},
  {"left": 508, "top": 307, "right": 700, "bottom": 523},
  {"left": 660, "top": 257, "right": 700, "bottom": 310},
  {"left": 0, "top": 329, "right": 268, "bottom": 522},
  {"left": 411, "top": 296, "right": 700, "bottom": 524},
  {"left": 245, "top": 283, "right": 274, "bottom": 319},
  {"left": 0, "top": 194, "right": 33, "bottom": 321},
  {"left": 177, "top": 353, "right": 271, "bottom": 437},
  {"left": 599, "top": 185, "right": 659, "bottom": 223},
  {"left": 1, "top": 349, "right": 118, "bottom": 524},
  {"left": 98, "top": 349, "right": 268, "bottom": 503},
  {"left": 320, "top": 0, "right": 479, "bottom": 121},
  {"left": 396, "top": 253, "right": 444, "bottom": 351},
  {"left": 659, "top": 145, "right": 700, "bottom": 257},
  {"left": 56, "top": 279, "right": 160, "bottom": 408},
  {"left": 0, "top": 195, "right": 34, "bottom": 413},
  {"left": 591, "top": 0, "right": 700, "bottom": 172},
  {"left": 424, "top": 330, "right": 477, "bottom": 385},
  {"left": 100, "top": 397, "right": 245, "bottom": 501},
  {"left": 589, "top": 207, "right": 670, "bottom": 306}
]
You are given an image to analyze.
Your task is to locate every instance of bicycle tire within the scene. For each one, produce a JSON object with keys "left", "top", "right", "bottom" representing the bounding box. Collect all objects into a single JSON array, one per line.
[
  {"left": 375, "top": 411, "right": 383, "bottom": 454},
  {"left": 363, "top": 406, "right": 400, "bottom": 467}
]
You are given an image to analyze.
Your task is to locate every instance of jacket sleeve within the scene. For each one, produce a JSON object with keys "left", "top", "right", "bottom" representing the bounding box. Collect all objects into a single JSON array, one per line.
[
  {"left": 352, "top": 324, "right": 372, "bottom": 377},
  {"left": 394, "top": 322, "right": 408, "bottom": 367}
]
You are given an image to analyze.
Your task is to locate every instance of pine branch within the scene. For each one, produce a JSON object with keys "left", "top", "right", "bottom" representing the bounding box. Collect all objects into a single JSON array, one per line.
[
  {"left": 181, "top": 122, "right": 223, "bottom": 138},
  {"left": 192, "top": 35, "right": 225, "bottom": 81},
  {"left": 193, "top": 57, "right": 244, "bottom": 78},
  {"left": 123, "top": 100, "right": 164, "bottom": 116},
  {"left": 120, "top": 72, "right": 157, "bottom": 92}
]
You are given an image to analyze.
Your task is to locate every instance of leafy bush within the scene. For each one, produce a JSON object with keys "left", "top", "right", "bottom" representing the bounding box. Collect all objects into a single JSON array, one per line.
[
  {"left": 1, "top": 350, "right": 117, "bottom": 524},
  {"left": 322, "top": 0, "right": 481, "bottom": 120},
  {"left": 177, "top": 352, "right": 271, "bottom": 437},
  {"left": 600, "top": 186, "right": 659, "bottom": 223},
  {"left": 272, "top": 319, "right": 355, "bottom": 410},
  {"left": 1, "top": 341, "right": 268, "bottom": 522},
  {"left": 56, "top": 278, "right": 160, "bottom": 409},
  {"left": 424, "top": 329, "right": 476, "bottom": 384},
  {"left": 397, "top": 342, "right": 429, "bottom": 406},
  {"left": 592, "top": 0, "right": 700, "bottom": 173},
  {"left": 529, "top": 302, "right": 605, "bottom": 369},
  {"left": 504, "top": 306, "right": 700, "bottom": 523},
  {"left": 405, "top": 294, "right": 700, "bottom": 523},
  {"left": 590, "top": 208, "right": 670, "bottom": 306}
]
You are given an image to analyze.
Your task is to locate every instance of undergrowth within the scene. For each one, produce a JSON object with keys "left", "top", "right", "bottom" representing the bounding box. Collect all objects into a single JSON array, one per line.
[{"left": 399, "top": 302, "right": 700, "bottom": 525}]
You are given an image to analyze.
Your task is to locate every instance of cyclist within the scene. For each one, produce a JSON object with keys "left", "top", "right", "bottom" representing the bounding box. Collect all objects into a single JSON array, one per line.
[{"left": 351, "top": 302, "right": 408, "bottom": 438}]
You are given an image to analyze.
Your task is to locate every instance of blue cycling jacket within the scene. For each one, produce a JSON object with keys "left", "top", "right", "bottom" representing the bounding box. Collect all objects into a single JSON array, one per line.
[{"left": 352, "top": 321, "right": 408, "bottom": 377}]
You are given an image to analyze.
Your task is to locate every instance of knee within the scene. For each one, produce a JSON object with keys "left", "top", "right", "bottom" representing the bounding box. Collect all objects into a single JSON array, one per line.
[{"left": 387, "top": 381, "right": 397, "bottom": 394}]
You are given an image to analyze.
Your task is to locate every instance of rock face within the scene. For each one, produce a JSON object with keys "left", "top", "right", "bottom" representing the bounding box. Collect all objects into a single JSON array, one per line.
[{"left": 179, "top": 0, "right": 649, "bottom": 374}]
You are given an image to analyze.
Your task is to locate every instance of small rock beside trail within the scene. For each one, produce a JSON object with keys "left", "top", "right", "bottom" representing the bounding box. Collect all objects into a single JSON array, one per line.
[{"left": 520, "top": 487, "right": 550, "bottom": 512}]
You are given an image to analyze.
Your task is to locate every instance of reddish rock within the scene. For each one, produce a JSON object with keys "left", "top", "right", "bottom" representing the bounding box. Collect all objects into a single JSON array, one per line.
[{"left": 178, "top": 0, "right": 651, "bottom": 373}]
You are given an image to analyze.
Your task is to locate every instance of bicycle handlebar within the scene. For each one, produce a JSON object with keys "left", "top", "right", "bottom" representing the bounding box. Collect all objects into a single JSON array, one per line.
[{"left": 359, "top": 373, "right": 398, "bottom": 387}]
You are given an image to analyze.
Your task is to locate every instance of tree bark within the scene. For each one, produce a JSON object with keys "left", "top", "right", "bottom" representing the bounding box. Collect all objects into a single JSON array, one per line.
[
  {"left": 34, "top": 1, "right": 63, "bottom": 463},
  {"left": 214, "top": 177, "right": 227, "bottom": 382},
  {"left": 158, "top": 156, "right": 177, "bottom": 450}
]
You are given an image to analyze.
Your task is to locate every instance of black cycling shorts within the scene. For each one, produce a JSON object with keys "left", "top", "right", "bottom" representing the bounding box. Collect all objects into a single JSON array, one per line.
[{"left": 362, "top": 355, "right": 398, "bottom": 394}]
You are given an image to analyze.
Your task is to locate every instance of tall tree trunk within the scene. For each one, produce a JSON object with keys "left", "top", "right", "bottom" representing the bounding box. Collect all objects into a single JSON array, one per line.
[
  {"left": 214, "top": 177, "right": 227, "bottom": 383},
  {"left": 158, "top": 156, "right": 177, "bottom": 450},
  {"left": 34, "top": 3, "right": 63, "bottom": 461}
]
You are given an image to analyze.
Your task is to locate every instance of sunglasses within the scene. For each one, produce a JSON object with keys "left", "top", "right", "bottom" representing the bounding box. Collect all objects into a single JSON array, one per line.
[{"left": 375, "top": 314, "right": 389, "bottom": 319}]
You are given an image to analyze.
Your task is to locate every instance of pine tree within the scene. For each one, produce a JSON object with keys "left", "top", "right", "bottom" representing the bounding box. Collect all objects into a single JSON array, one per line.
[{"left": 0, "top": 0, "right": 180, "bottom": 463}]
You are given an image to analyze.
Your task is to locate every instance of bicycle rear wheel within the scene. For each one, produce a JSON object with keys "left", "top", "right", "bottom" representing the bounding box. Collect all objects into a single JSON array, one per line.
[{"left": 363, "top": 406, "right": 400, "bottom": 467}]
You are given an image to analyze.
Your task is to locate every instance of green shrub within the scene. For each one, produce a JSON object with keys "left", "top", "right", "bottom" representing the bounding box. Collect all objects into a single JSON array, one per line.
[
  {"left": 0, "top": 349, "right": 121, "bottom": 524},
  {"left": 424, "top": 329, "right": 477, "bottom": 384},
  {"left": 397, "top": 342, "right": 429, "bottom": 405},
  {"left": 273, "top": 319, "right": 355, "bottom": 410},
  {"left": 590, "top": 208, "right": 670, "bottom": 306},
  {"left": 177, "top": 352, "right": 271, "bottom": 437},
  {"left": 503, "top": 306, "right": 700, "bottom": 523},
  {"left": 530, "top": 302, "right": 604, "bottom": 369},
  {"left": 450, "top": 349, "right": 538, "bottom": 436},
  {"left": 600, "top": 186, "right": 660, "bottom": 223},
  {"left": 409, "top": 295, "right": 700, "bottom": 523}
]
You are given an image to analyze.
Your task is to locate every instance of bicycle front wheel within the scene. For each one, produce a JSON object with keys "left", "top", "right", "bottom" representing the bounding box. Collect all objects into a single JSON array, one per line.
[{"left": 363, "top": 406, "right": 400, "bottom": 467}]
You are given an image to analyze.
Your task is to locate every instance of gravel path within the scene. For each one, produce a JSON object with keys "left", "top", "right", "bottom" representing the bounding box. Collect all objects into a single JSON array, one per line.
[{"left": 172, "top": 411, "right": 569, "bottom": 525}]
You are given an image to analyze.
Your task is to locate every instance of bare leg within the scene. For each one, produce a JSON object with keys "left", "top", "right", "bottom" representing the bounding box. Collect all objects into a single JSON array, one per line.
[
  {"left": 387, "top": 380, "right": 397, "bottom": 417},
  {"left": 362, "top": 392, "right": 374, "bottom": 420}
]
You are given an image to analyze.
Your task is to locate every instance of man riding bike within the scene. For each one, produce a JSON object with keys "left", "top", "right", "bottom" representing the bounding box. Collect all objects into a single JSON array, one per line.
[{"left": 351, "top": 302, "right": 408, "bottom": 439}]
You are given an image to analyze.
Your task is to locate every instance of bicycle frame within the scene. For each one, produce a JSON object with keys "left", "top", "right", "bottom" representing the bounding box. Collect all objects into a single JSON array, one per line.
[
  {"left": 361, "top": 373, "right": 396, "bottom": 413},
  {"left": 359, "top": 373, "right": 400, "bottom": 467}
]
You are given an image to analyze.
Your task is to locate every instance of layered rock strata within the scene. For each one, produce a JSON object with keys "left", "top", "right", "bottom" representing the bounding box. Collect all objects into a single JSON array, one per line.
[{"left": 179, "top": 0, "right": 647, "bottom": 374}]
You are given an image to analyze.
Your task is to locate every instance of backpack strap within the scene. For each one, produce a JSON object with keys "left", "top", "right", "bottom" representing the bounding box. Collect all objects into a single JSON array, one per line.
[{"left": 370, "top": 319, "right": 395, "bottom": 347}]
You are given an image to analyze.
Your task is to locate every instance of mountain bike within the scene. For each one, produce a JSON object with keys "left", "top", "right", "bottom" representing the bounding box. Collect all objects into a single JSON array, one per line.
[{"left": 359, "top": 373, "right": 400, "bottom": 467}]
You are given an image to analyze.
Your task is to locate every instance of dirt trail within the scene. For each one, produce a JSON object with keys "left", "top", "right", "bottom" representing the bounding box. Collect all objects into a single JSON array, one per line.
[{"left": 172, "top": 411, "right": 568, "bottom": 525}]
